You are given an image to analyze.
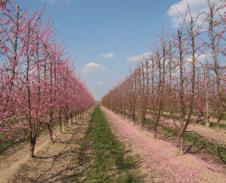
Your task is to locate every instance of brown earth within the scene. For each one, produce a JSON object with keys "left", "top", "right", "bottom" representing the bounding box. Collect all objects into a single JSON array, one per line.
[{"left": 0, "top": 111, "right": 92, "bottom": 183}]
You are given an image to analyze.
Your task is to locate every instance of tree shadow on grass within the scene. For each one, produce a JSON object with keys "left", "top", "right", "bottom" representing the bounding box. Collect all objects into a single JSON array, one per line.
[
  {"left": 217, "top": 146, "right": 226, "bottom": 164},
  {"left": 184, "top": 140, "right": 206, "bottom": 154}
]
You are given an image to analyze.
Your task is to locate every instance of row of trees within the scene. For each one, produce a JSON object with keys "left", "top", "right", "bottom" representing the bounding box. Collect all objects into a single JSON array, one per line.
[
  {"left": 0, "top": 1, "right": 94, "bottom": 157},
  {"left": 102, "top": 0, "right": 225, "bottom": 154}
]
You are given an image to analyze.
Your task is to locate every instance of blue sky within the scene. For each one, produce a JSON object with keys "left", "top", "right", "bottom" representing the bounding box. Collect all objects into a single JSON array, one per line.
[{"left": 18, "top": 0, "right": 213, "bottom": 100}]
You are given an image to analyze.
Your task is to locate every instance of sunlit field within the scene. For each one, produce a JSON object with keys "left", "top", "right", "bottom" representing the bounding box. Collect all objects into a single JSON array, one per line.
[{"left": 0, "top": 0, "right": 225, "bottom": 182}]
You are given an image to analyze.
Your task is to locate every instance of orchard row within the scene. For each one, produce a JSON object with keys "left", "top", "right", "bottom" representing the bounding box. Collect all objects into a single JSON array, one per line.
[
  {"left": 0, "top": 1, "right": 94, "bottom": 157},
  {"left": 102, "top": 0, "right": 226, "bottom": 154}
]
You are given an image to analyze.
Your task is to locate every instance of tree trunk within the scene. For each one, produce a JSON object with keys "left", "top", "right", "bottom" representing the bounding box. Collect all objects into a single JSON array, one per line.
[
  {"left": 30, "top": 134, "right": 36, "bottom": 158},
  {"left": 47, "top": 123, "right": 55, "bottom": 143},
  {"left": 153, "top": 124, "right": 158, "bottom": 139},
  {"left": 178, "top": 134, "right": 184, "bottom": 155},
  {"left": 59, "top": 109, "right": 63, "bottom": 133}
]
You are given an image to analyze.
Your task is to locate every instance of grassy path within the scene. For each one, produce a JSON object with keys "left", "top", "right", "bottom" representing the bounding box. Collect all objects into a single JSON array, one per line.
[{"left": 86, "top": 106, "right": 139, "bottom": 183}]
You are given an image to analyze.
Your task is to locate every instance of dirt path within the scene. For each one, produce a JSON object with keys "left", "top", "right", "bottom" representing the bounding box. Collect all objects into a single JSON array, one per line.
[
  {"left": 0, "top": 133, "right": 50, "bottom": 183},
  {"left": 146, "top": 114, "right": 226, "bottom": 145},
  {"left": 103, "top": 107, "right": 226, "bottom": 183},
  {"left": 0, "top": 111, "right": 92, "bottom": 183}
]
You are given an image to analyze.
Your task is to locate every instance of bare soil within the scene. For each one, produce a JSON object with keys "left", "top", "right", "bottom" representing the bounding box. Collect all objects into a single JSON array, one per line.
[
  {"left": 0, "top": 133, "right": 50, "bottom": 183},
  {"left": 0, "top": 111, "right": 92, "bottom": 183}
]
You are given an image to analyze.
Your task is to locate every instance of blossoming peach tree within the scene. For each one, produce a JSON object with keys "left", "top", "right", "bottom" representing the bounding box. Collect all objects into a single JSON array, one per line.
[{"left": 0, "top": 0, "right": 94, "bottom": 157}]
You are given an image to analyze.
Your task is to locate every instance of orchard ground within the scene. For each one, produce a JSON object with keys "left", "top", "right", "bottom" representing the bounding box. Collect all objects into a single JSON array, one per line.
[{"left": 0, "top": 106, "right": 225, "bottom": 183}]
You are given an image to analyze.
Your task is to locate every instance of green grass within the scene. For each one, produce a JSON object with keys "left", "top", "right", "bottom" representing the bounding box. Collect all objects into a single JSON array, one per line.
[
  {"left": 144, "top": 119, "right": 226, "bottom": 163},
  {"left": 88, "top": 106, "right": 139, "bottom": 183},
  {"left": 222, "top": 113, "right": 226, "bottom": 121}
]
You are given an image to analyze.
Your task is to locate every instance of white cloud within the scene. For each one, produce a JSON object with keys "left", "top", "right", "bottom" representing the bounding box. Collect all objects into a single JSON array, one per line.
[
  {"left": 167, "top": 0, "right": 222, "bottom": 27},
  {"left": 197, "top": 53, "right": 211, "bottom": 64},
  {"left": 82, "top": 62, "right": 106, "bottom": 74},
  {"left": 127, "top": 52, "right": 151, "bottom": 63},
  {"left": 100, "top": 52, "right": 115, "bottom": 59},
  {"left": 186, "top": 53, "right": 211, "bottom": 66}
]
